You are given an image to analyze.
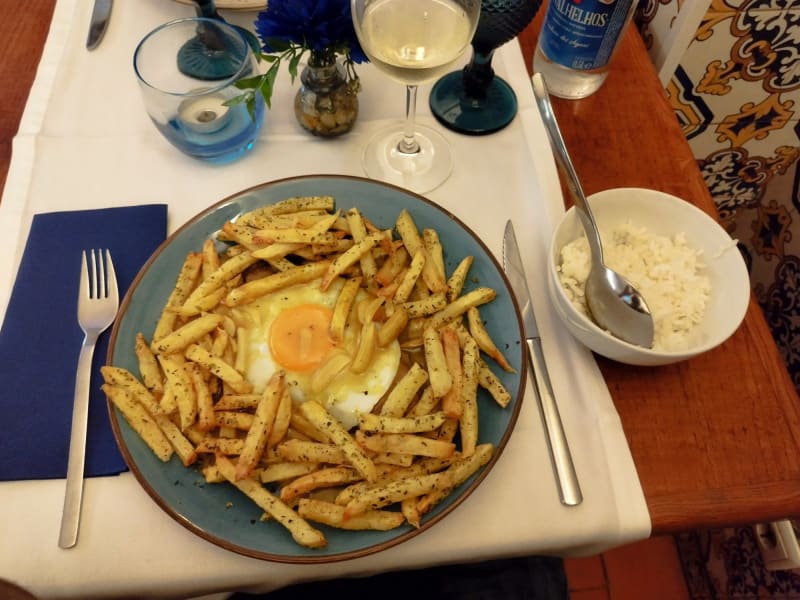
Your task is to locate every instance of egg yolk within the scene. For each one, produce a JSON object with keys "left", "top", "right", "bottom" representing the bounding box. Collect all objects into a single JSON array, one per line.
[{"left": 269, "top": 304, "right": 336, "bottom": 372}]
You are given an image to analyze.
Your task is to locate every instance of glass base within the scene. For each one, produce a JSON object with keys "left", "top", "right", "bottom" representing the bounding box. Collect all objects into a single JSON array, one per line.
[
  {"left": 429, "top": 70, "right": 518, "bottom": 135},
  {"left": 361, "top": 123, "right": 453, "bottom": 194}
]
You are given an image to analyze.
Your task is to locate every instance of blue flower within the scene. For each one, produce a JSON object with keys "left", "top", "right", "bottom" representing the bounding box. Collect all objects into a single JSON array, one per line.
[{"left": 254, "top": 0, "right": 367, "bottom": 63}]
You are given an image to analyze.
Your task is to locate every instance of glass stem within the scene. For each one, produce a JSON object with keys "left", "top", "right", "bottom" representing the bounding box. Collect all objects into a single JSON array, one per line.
[{"left": 398, "top": 84, "right": 420, "bottom": 155}]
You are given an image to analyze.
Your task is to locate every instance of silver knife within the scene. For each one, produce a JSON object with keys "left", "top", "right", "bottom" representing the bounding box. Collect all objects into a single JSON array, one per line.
[
  {"left": 503, "top": 220, "right": 583, "bottom": 506},
  {"left": 86, "top": 0, "right": 113, "bottom": 50}
]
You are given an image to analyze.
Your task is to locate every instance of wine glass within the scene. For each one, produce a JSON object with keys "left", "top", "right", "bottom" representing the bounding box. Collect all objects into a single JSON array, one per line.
[
  {"left": 429, "top": 0, "right": 542, "bottom": 134},
  {"left": 351, "top": 0, "right": 482, "bottom": 193}
]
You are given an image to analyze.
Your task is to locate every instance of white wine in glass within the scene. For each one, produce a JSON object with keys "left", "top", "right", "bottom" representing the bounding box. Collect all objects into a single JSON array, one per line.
[{"left": 352, "top": 0, "right": 481, "bottom": 193}]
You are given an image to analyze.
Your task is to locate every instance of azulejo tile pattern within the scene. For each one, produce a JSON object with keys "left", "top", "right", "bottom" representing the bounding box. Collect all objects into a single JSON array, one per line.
[{"left": 638, "top": 0, "right": 800, "bottom": 391}]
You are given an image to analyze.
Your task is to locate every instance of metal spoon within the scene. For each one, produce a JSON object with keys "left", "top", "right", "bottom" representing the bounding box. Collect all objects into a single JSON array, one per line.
[{"left": 531, "top": 73, "right": 655, "bottom": 348}]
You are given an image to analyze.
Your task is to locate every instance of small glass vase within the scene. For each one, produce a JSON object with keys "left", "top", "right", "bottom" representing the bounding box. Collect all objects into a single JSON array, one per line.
[{"left": 294, "top": 54, "right": 359, "bottom": 137}]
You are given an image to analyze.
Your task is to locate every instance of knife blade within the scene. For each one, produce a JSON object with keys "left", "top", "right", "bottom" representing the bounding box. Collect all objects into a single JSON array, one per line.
[
  {"left": 503, "top": 220, "right": 583, "bottom": 506},
  {"left": 86, "top": 0, "right": 113, "bottom": 50}
]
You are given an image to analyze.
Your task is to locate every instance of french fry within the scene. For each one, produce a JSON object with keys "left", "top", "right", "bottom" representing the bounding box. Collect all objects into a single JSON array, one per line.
[
  {"left": 195, "top": 437, "right": 245, "bottom": 455},
  {"left": 298, "top": 400, "right": 377, "bottom": 482},
  {"left": 298, "top": 498, "right": 405, "bottom": 531},
  {"left": 251, "top": 242, "right": 305, "bottom": 261},
  {"left": 266, "top": 384, "right": 292, "bottom": 449},
  {"left": 425, "top": 287, "right": 497, "bottom": 330},
  {"left": 379, "top": 362, "right": 428, "bottom": 417},
  {"left": 374, "top": 246, "right": 408, "bottom": 286},
  {"left": 150, "top": 313, "right": 224, "bottom": 356},
  {"left": 406, "top": 385, "right": 439, "bottom": 418},
  {"left": 345, "top": 207, "right": 378, "bottom": 285},
  {"left": 350, "top": 321, "right": 376, "bottom": 374},
  {"left": 440, "top": 326, "right": 464, "bottom": 418},
  {"left": 395, "top": 209, "right": 423, "bottom": 257},
  {"left": 183, "top": 251, "right": 258, "bottom": 309},
  {"left": 153, "top": 252, "right": 203, "bottom": 342},
  {"left": 186, "top": 362, "right": 216, "bottom": 432},
  {"left": 135, "top": 333, "right": 163, "bottom": 396},
  {"left": 358, "top": 412, "right": 448, "bottom": 434},
  {"left": 459, "top": 335, "right": 480, "bottom": 457},
  {"left": 258, "top": 462, "right": 319, "bottom": 484},
  {"left": 185, "top": 343, "right": 253, "bottom": 394},
  {"left": 343, "top": 471, "right": 451, "bottom": 518},
  {"left": 170, "top": 285, "right": 227, "bottom": 318},
  {"left": 467, "top": 306, "right": 516, "bottom": 373},
  {"left": 236, "top": 372, "right": 284, "bottom": 480},
  {"left": 377, "top": 306, "right": 408, "bottom": 347},
  {"left": 201, "top": 238, "right": 221, "bottom": 278},
  {"left": 289, "top": 411, "right": 330, "bottom": 443},
  {"left": 277, "top": 439, "right": 349, "bottom": 464},
  {"left": 157, "top": 354, "right": 197, "bottom": 431},
  {"left": 214, "top": 393, "right": 261, "bottom": 411},
  {"left": 421, "top": 228, "right": 448, "bottom": 293},
  {"left": 414, "top": 443, "right": 494, "bottom": 518},
  {"left": 103, "top": 384, "right": 173, "bottom": 462},
  {"left": 101, "top": 366, "right": 197, "bottom": 465},
  {"left": 478, "top": 359, "right": 512, "bottom": 408},
  {"left": 446, "top": 255, "right": 473, "bottom": 302},
  {"left": 334, "top": 457, "right": 454, "bottom": 506},
  {"left": 423, "top": 325, "right": 452, "bottom": 398},
  {"left": 310, "top": 351, "right": 351, "bottom": 395},
  {"left": 403, "top": 292, "right": 447, "bottom": 319},
  {"left": 215, "top": 454, "right": 327, "bottom": 549},
  {"left": 279, "top": 466, "right": 363, "bottom": 503},
  {"left": 320, "top": 230, "right": 385, "bottom": 291},
  {"left": 393, "top": 249, "right": 426, "bottom": 303},
  {"left": 329, "top": 276, "right": 362, "bottom": 342},
  {"left": 215, "top": 411, "right": 255, "bottom": 431},
  {"left": 258, "top": 195, "right": 335, "bottom": 216},
  {"left": 225, "top": 261, "right": 330, "bottom": 307},
  {"left": 356, "top": 431, "right": 455, "bottom": 458}
]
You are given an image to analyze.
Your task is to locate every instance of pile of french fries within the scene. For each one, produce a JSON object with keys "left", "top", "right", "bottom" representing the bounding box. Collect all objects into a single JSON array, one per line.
[{"left": 103, "top": 195, "right": 517, "bottom": 550}]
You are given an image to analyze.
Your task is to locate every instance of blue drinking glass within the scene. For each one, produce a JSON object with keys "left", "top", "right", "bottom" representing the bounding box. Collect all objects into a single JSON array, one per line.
[
  {"left": 134, "top": 17, "right": 265, "bottom": 163},
  {"left": 429, "top": 0, "right": 542, "bottom": 135}
]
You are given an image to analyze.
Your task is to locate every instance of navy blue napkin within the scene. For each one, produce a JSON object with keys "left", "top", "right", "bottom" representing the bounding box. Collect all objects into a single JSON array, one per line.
[{"left": 0, "top": 205, "right": 168, "bottom": 481}]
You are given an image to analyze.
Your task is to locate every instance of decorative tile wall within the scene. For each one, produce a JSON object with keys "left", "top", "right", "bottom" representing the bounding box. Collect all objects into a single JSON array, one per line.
[{"left": 637, "top": 0, "right": 800, "bottom": 391}]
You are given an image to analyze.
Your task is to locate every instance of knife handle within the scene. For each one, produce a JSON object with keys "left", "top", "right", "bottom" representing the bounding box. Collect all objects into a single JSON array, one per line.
[{"left": 526, "top": 337, "right": 583, "bottom": 506}]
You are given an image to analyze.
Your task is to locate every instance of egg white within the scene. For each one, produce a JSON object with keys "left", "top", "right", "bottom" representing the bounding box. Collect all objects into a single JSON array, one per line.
[{"left": 234, "top": 278, "right": 402, "bottom": 429}]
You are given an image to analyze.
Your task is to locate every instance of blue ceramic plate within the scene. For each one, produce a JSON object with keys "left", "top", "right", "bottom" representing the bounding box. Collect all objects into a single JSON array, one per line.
[{"left": 107, "top": 175, "right": 526, "bottom": 563}]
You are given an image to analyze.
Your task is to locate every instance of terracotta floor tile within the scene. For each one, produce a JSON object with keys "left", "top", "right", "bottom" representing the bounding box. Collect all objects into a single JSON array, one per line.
[
  {"left": 569, "top": 589, "right": 612, "bottom": 600},
  {"left": 603, "top": 535, "right": 690, "bottom": 600},
  {"left": 564, "top": 555, "right": 607, "bottom": 591}
]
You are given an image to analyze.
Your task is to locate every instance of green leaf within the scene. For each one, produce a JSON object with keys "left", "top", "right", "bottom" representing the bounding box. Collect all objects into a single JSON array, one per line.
[
  {"left": 288, "top": 51, "right": 304, "bottom": 82},
  {"left": 234, "top": 75, "right": 263, "bottom": 90}
]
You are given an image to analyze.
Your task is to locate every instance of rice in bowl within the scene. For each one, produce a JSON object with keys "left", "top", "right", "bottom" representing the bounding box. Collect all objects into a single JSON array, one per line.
[{"left": 557, "top": 223, "right": 711, "bottom": 351}]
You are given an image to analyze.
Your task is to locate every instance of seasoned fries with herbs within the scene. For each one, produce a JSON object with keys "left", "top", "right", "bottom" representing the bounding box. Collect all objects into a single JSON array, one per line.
[{"left": 104, "top": 196, "right": 518, "bottom": 549}]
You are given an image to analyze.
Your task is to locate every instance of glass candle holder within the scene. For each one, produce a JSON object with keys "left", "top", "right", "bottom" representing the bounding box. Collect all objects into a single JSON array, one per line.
[{"left": 134, "top": 17, "right": 265, "bottom": 163}]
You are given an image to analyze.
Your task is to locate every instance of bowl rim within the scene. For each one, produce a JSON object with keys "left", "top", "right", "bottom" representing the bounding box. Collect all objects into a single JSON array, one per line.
[{"left": 548, "top": 187, "right": 750, "bottom": 358}]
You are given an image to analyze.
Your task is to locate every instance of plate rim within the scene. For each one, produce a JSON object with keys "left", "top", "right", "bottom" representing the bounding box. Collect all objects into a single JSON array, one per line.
[{"left": 106, "top": 173, "right": 527, "bottom": 563}]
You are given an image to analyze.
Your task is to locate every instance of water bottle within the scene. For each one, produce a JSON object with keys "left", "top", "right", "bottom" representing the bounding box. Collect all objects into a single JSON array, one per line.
[{"left": 533, "top": 0, "right": 638, "bottom": 99}]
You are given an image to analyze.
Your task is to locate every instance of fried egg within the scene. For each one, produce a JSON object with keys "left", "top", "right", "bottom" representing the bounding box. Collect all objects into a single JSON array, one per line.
[{"left": 235, "top": 278, "right": 402, "bottom": 429}]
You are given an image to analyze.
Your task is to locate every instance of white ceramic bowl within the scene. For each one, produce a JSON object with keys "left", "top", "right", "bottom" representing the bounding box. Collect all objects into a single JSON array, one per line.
[{"left": 547, "top": 187, "right": 750, "bottom": 366}]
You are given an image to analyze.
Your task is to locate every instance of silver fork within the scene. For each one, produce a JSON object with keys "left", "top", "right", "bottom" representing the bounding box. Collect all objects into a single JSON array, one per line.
[{"left": 59, "top": 249, "right": 119, "bottom": 549}]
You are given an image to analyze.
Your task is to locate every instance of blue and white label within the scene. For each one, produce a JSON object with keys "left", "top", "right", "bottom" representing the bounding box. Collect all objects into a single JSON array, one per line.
[{"left": 539, "top": 0, "right": 635, "bottom": 70}]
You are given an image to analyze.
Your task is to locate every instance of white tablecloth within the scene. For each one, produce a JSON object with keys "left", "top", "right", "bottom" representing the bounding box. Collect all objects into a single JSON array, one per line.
[{"left": 0, "top": 1, "right": 650, "bottom": 598}]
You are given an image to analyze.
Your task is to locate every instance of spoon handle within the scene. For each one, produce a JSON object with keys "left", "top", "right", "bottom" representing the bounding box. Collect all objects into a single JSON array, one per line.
[{"left": 531, "top": 73, "right": 604, "bottom": 263}]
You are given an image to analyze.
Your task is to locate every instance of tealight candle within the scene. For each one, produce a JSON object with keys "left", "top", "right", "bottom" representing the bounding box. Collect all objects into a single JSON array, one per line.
[{"left": 177, "top": 93, "right": 232, "bottom": 135}]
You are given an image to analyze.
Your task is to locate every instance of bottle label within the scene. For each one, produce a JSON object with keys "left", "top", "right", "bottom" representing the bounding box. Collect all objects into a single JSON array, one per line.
[{"left": 539, "top": 0, "right": 635, "bottom": 71}]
